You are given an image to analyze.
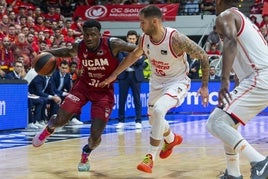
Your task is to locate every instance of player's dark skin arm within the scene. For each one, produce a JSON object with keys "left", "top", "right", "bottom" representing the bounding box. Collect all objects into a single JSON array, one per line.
[
  {"left": 44, "top": 43, "right": 79, "bottom": 57},
  {"left": 215, "top": 11, "right": 239, "bottom": 105},
  {"left": 109, "top": 37, "right": 137, "bottom": 57}
]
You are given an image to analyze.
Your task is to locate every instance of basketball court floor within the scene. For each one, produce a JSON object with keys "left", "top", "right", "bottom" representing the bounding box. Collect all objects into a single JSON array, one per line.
[{"left": 0, "top": 113, "right": 267, "bottom": 179}]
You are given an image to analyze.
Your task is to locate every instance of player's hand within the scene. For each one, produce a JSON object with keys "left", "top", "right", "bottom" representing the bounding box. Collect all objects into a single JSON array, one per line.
[
  {"left": 197, "top": 86, "right": 209, "bottom": 107},
  {"left": 98, "top": 74, "right": 117, "bottom": 88},
  {"left": 52, "top": 96, "right": 62, "bottom": 104},
  {"left": 218, "top": 79, "right": 231, "bottom": 107}
]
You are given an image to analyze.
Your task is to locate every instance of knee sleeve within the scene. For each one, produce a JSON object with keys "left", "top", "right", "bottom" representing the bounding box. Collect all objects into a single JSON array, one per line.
[
  {"left": 149, "top": 95, "right": 177, "bottom": 140},
  {"left": 206, "top": 108, "right": 244, "bottom": 148},
  {"left": 150, "top": 105, "right": 166, "bottom": 140}
]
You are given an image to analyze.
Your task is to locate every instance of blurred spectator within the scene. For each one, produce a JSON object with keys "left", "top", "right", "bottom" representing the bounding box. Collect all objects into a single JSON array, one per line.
[
  {"left": 250, "top": 15, "right": 260, "bottom": 28},
  {"left": 60, "top": 0, "right": 75, "bottom": 17},
  {"left": 69, "top": 61, "right": 78, "bottom": 86},
  {"left": 70, "top": 16, "right": 83, "bottom": 36},
  {"left": 187, "top": 57, "right": 200, "bottom": 79},
  {"left": 0, "top": 15, "right": 10, "bottom": 34},
  {"left": 0, "top": 36, "right": 14, "bottom": 78},
  {"left": 4, "top": 60, "right": 25, "bottom": 79},
  {"left": 206, "top": 43, "right": 221, "bottom": 56},
  {"left": 209, "top": 65, "right": 220, "bottom": 80},
  {"left": 64, "top": 28, "right": 75, "bottom": 43},
  {"left": 200, "top": 0, "right": 215, "bottom": 15},
  {"left": 49, "top": 60, "right": 71, "bottom": 114},
  {"left": 26, "top": 32, "right": 40, "bottom": 53},
  {"left": 205, "top": 25, "right": 222, "bottom": 52},
  {"left": 259, "top": 14, "right": 268, "bottom": 30},
  {"left": 8, "top": 11, "right": 17, "bottom": 25},
  {"left": 184, "top": 0, "right": 200, "bottom": 15},
  {"left": 28, "top": 75, "right": 62, "bottom": 121},
  {"left": 27, "top": 96, "right": 46, "bottom": 129},
  {"left": 35, "top": 16, "right": 46, "bottom": 32},
  {"left": 43, "top": 6, "right": 61, "bottom": 22},
  {"left": 11, "top": 32, "right": 36, "bottom": 71}
]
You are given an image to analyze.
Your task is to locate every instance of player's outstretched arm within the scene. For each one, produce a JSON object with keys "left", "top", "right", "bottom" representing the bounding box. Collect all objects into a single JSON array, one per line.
[
  {"left": 43, "top": 42, "right": 79, "bottom": 58},
  {"left": 99, "top": 38, "right": 144, "bottom": 88}
]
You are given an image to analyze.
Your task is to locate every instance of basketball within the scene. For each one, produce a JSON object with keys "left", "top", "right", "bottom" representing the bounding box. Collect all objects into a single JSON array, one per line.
[{"left": 32, "top": 52, "right": 56, "bottom": 76}]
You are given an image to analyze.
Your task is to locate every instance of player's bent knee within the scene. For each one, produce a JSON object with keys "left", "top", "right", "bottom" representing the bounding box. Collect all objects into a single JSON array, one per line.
[{"left": 206, "top": 108, "right": 222, "bottom": 135}]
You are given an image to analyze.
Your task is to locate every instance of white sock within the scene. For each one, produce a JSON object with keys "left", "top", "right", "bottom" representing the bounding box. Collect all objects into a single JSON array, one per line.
[
  {"left": 225, "top": 153, "right": 241, "bottom": 177},
  {"left": 234, "top": 139, "right": 266, "bottom": 163},
  {"left": 164, "top": 132, "right": 175, "bottom": 143},
  {"left": 147, "top": 145, "right": 159, "bottom": 161}
]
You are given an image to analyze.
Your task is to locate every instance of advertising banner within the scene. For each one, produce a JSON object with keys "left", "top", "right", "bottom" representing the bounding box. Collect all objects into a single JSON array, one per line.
[
  {"left": 73, "top": 4, "right": 179, "bottom": 21},
  {"left": 0, "top": 81, "right": 28, "bottom": 130}
]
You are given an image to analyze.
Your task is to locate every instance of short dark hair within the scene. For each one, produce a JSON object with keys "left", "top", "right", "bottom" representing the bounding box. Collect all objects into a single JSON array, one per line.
[
  {"left": 83, "top": 19, "right": 101, "bottom": 32},
  {"left": 127, "top": 30, "right": 138, "bottom": 36},
  {"left": 139, "top": 5, "right": 162, "bottom": 19}
]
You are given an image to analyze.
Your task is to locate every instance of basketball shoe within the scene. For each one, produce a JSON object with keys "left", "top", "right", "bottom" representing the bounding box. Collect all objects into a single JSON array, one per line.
[
  {"left": 137, "top": 154, "right": 153, "bottom": 173},
  {"left": 78, "top": 152, "right": 90, "bottom": 171},
  {"left": 219, "top": 169, "right": 243, "bottom": 179},
  {"left": 32, "top": 127, "right": 53, "bottom": 147},
  {"left": 159, "top": 134, "right": 183, "bottom": 159},
  {"left": 250, "top": 156, "right": 268, "bottom": 179}
]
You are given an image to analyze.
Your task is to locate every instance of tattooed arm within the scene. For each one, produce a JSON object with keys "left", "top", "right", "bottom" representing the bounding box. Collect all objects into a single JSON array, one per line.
[
  {"left": 171, "top": 31, "right": 209, "bottom": 87},
  {"left": 171, "top": 31, "right": 209, "bottom": 106}
]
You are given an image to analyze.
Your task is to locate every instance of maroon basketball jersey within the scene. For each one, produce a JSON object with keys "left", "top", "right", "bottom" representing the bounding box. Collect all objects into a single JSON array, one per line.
[{"left": 77, "top": 37, "right": 120, "bottom": 89}]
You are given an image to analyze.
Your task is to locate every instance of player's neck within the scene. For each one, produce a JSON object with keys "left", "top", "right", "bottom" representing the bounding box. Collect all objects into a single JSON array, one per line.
[{"left": 150, "top": 26, "right": 165, "bottom": 43}]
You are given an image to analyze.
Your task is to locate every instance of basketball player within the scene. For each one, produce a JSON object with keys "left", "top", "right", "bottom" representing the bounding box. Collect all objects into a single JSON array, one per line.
[
  {"left": 99, "top": 5, "right": 210, "bottom": 173},
  {"left": 31, "top": 20, "right": 137, "bottom": 172},
  {"left": 206, "top": 0, "right": 268, "bottom": 178}
]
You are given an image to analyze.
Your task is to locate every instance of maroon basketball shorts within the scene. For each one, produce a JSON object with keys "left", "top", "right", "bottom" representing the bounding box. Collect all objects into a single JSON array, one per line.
[{"left": 60, "top": 81, "right": 114, "bottom": 122}]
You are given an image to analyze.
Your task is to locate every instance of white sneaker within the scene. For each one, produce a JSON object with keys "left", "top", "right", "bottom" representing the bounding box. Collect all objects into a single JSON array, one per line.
[
  {"left": 116, "top": 122, "right": 124, "bottom": 129},
  {"left": 34, "top": 122, "right": 45, "bottom": 128},
  {"left": 39, "top": 121, "right": 47, "bottom": 126},
  {"left": 70, "top": 118, "right": 83, "bottom": 125},
  {"left": 27, "top": 123, "right": 39, "bottom": 129},
  {"left": 135, "top": 122, "right": 142, "bottom": 129}
]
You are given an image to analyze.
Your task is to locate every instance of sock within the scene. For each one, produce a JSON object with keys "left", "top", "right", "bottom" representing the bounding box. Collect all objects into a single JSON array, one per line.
[
  {"left": 82, "top": 144, "right": 92, "bottom": 154},
  {"left": 234, "top": 139, "right": 266, "bottom": 163},
  {"left": 164, "top": 132, "right": 175, "bottom": 143},
  {"left": 147, "top": 145, "right": 159, "bottom": 161},
  {"left": 225, "top": 153, "right": 241, "bottom": 177},
  {"left": 46, "top": 126, "right": 54, "bottom": 134}
]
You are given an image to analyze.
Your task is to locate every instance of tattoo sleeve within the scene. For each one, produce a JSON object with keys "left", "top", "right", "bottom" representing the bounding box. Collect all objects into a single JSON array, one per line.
[{"left": 172, "top": 31, "right": 209, "bottom": 86}]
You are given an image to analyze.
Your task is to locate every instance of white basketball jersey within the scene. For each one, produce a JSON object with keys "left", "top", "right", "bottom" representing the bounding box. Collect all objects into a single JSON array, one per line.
[
  {"left": 228, "top": 8, "right": 268, "bottom": 83},
  {"left": 141, "top": 27, "right": 189, "bottom": 84}
]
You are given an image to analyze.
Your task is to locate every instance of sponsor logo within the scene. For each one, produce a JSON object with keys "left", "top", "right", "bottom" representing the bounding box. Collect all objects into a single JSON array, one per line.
[
  {"left": 256, "top": 161, "right": 268, "bottom": 176},
  {"left": 85, "top": 5, "right": 107, "bottom": 19},
  {"left": 0, "top": 100, "right": 6, "bottom": 115}
]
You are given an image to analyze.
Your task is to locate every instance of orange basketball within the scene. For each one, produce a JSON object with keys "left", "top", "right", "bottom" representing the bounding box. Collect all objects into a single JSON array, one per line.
[{"left": 32, "top": 52, "right": 56, "bottom": 76}]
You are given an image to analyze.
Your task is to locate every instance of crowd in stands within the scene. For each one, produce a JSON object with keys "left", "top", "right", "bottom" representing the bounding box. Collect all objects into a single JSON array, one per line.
[{"left": 0, "top": 0, "right": 267, "bottom": 129}]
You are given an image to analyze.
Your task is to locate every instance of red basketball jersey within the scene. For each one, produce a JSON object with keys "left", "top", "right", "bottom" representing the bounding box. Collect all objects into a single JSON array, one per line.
[{"left": 77, "top": 37, "right": 120, "bottom": 89}]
